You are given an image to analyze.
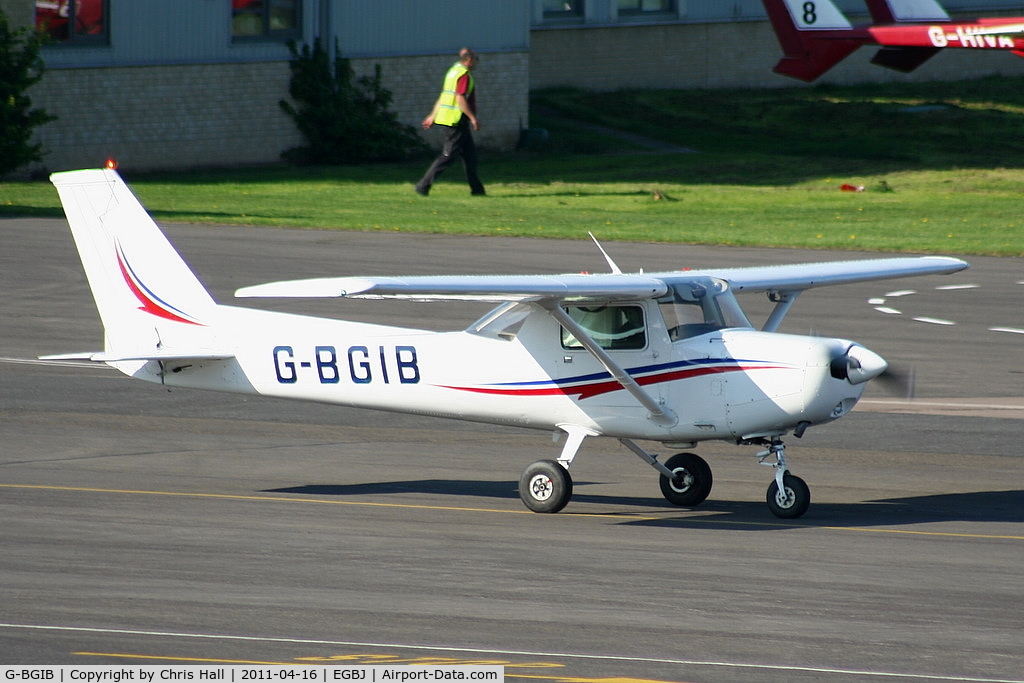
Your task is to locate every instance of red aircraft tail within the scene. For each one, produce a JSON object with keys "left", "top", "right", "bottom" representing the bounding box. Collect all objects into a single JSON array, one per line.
[
  {"left": 761, "top": 0, "right": 862, "bottom": 81},
  {"left": 765, "top": 0, "right": 1024, "bottom": 80}
]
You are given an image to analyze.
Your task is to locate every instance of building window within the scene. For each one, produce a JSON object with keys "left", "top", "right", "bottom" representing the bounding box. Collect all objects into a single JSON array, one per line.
[
  {"left": 543, "top": 1, "right": 584, "bottom": 18},
  {"left": 618, "top": 0, "right": 674, "bottom": 14},
  {"left": 232, "top": 0, "right": 300, "bottom": 40},
  {"left": 35, "top": 0, "right": 108, "bottom": 44}
]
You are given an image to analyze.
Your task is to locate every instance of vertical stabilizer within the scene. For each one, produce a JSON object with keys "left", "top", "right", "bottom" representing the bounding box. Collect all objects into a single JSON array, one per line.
[
  {"left": 864, "top": 0, "right": 950, "bottom": 23},
  {"left": 762, "top": 0, "right": 862, "bottom": 81},
  {"left": 50, "top": 168, "right": 221, "bottom": 361}
]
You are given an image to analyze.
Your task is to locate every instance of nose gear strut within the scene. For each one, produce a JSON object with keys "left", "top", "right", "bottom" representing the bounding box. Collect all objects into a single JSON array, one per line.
[{"left": 756, "top": 437, "right": 811, "bottom": 518}]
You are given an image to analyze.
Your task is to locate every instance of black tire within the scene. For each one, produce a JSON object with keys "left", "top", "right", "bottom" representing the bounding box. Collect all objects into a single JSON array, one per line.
[
  {"left": 519, "top": 459, "right": 573, "bottom": 513},
  {"left": 659, "top": 452, "right": 713, "bottom": 507},
  {"left": 766, "top": 473, "right": 810, "bottom": 519}
]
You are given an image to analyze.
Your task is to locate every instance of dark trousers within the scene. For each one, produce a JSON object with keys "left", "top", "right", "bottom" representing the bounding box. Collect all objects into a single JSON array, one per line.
[{"left": 416, "top": 119, "right": 485, "bottom": 195}]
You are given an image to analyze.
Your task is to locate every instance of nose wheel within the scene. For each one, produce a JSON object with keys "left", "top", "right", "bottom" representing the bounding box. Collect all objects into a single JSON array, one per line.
[
  {"left": 766, "top": 472, "right": 810, "bottom": 518},
  {"left": 759, "top": 439, "right": 810, "bottom": 519}
]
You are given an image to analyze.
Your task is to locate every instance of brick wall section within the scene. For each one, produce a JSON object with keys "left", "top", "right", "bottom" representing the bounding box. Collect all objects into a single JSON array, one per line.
[
  {"left": 0, "top": 0, "right": 32, "bottom": 26},
  {"left": 32, "top": 62, "right": 300, "bottom": 172},
  {"left": 531, "top": 21, "right": 1024, "bottom": 90},
  {"left": 29, "top": 51, "right": 528, "bottom": 173}
]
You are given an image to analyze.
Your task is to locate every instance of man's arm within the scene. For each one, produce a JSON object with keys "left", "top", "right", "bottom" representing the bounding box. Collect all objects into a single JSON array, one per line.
[
  {"left": 455, "top": 94, "right": 479, "bottom": 130},
  {"left": 421, "top": 98, "right": 442, "bottom": 129}
]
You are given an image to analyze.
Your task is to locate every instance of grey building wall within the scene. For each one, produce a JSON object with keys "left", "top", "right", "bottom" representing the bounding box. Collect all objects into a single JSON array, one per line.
[
  {"left": 16, "top": 0, "right": 528, "bottom": 173},
  {"left": 529, "top": 0, "right": 1024, "bottom": 89},
  {"left": 530, "top": 18, "right": 1024, "bottom": 91},
  {"left": 9, "top": 0, "right": 1024, "bottom": 174}
]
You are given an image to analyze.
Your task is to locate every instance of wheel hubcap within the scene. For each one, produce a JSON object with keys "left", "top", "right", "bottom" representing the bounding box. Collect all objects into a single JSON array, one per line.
[
  {"left": 775, "top": 487, "right": 795, "bottom": 508},
  {"left": 529, "top": 474, "right": 553, "bottom": 501},
  {"left": 670, "top": 468, "right": 693, "bottom": 493}
]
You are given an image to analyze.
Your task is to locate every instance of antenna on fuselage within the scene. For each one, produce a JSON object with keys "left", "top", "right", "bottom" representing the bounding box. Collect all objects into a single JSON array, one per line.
[{"left": 589, "top": 232, "right": 623, "bottom": 275}]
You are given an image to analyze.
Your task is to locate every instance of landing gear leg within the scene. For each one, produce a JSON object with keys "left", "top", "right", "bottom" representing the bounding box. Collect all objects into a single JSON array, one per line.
[
  {"left": 620, "top": 439, "right": 713, "bottom": 508},
  {"left": 758, "top": 439, "right": 810, "bottom": 519}
]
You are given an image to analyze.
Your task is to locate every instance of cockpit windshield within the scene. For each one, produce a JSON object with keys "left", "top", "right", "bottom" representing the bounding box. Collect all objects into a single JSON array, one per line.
[{"left": 658, "top": 277, "right": 751, "bottom": 341}]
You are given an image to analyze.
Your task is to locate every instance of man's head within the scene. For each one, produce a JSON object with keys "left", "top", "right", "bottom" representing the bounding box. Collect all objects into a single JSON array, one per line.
[{"left": 459, "top": 48, "right": 479, "bottom": 70}]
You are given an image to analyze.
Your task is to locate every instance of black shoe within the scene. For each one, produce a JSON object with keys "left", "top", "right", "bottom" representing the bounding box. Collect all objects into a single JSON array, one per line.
[
  {"left": 415, "top": 185, "right": 429, "bottom": 196},
  {"left": 471, "top": 190, "right": 486, "bottom": 196}
]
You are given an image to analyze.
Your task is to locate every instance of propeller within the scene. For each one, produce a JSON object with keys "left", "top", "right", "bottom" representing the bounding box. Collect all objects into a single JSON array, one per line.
[
  {"left": 828, "top": 341, "right": 918, "bottom": 399},
  {"left": 829, "top": 344, "right": 888, "bottom": 385},
  {"left": 874, "top": 364, "right": 917, "bottom": 400}
]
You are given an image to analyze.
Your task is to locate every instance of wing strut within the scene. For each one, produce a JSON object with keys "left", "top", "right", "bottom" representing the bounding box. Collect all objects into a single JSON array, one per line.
[
  {"left": 542, "top": 301, "right": 678, "bottom": 428},
  {"left": 762, "top": 290, "right": 802, "bottom": 332}
]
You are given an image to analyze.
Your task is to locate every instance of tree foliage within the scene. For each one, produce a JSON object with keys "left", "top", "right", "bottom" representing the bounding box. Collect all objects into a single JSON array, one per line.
[
  {"left": 0, "top": 7, "right": 56, "bottom": 176},
  {"left": 280, "top": 39, "right": 426, "bottom": 164}
]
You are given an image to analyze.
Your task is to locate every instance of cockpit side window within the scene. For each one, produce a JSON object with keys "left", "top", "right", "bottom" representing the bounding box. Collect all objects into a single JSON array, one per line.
[
  {"left": 658, "top": 278, "right": 751, "bottom": 341},
  {"left": 561, "top": 305, "right": 646, "bottom": 350}
]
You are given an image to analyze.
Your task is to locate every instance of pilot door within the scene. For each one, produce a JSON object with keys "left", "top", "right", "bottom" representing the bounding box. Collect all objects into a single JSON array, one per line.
[{"left": 558, "top": 303, "right": 666, "bottom": 411}]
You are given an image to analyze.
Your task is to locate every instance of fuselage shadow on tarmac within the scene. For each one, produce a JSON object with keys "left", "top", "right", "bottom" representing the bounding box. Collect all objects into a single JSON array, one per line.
[{"left": 264, "top": 482, "right": 1024, "bottom": 530}]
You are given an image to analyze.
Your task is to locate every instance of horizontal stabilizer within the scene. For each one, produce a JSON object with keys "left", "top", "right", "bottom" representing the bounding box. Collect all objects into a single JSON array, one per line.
[
  {"left": 40, "top": 349, "right": 235, "bottom": 363},
  {"left": 871, "top": 45, "right": 941, "bottom": 72},
  {"left": 773, "top": 40, "right": 862, "bottom": 81}
]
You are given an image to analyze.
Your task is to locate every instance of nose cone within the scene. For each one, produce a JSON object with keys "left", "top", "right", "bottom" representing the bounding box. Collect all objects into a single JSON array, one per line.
[{"left": 839, "top": 345, "right": 888, "bottom": 385}]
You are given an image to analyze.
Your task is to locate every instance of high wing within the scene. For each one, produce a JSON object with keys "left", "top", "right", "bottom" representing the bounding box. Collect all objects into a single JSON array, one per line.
[
  {"left": 696, "top": 255, "right": 968, "bottom": 293},
  {"left": 235, "top": 256, "right": 967, "bottom": 302},
  {"left": 236, "top": 273, "right": 670, "bottom": 302}
]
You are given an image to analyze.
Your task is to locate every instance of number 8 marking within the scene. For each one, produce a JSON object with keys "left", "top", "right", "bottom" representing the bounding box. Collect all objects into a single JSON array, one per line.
[{"left": 803, "top": 1, "right": 817, "bottom": 24}]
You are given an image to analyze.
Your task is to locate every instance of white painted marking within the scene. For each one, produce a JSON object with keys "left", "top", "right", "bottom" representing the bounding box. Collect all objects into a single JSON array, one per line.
[
  {"left": 912, "top": 317, "right": 955, "bottom": 325},
  {"left": 0, "top": 623, "right": 1020, "bottom": 682},
  {"left": 935, "top": 284, "right": 979, "bottom": 291},
  {"left": 990, "top": 327, "right": 1024, "bottom": 335},
  {"left": 874, "top": 307, "right": 902, "bottom": 315},
  {"left": 868, "top": 297, "right": 886, "bottom": 305},
  {"left": 860, "top": 399, "right": 1024, "bottom": 412},
  {"left": 885, "top": 290, "right": 916, "bottom": 297}
]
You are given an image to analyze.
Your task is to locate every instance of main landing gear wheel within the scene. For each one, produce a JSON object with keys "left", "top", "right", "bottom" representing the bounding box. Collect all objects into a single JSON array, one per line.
[
  {"left": 659, "top": 452, "right": 713, "bottom": 507},
  {"left": 766, "top": 473, "right": 810, "bottom": 519},
  {"left": 519, "top": 459, "right": 573, "bottom": 513}
]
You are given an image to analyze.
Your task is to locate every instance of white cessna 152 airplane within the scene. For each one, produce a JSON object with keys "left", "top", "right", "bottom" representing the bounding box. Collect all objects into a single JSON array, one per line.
[{"left": 47, "top": 168, "right": 968, "bottom": 518}]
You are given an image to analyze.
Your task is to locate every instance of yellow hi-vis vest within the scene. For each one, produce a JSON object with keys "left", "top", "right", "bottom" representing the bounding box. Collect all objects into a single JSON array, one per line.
[{"left": 434, "top": 62, "right": 474, "bottom": 126}]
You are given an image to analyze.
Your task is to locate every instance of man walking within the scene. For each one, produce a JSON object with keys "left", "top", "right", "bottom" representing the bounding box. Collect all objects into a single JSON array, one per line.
[{"left": 415, "top": 48, "right": 486, "bottom": 196}]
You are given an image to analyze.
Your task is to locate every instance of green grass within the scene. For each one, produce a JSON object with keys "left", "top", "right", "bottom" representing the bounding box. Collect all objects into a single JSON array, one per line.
[{"left": 4, "top": 76, "right": 1024, "bottom": 255}]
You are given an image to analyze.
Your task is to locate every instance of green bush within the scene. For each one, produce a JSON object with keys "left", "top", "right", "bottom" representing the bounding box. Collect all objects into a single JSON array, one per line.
[
  {"left": 0, "top": 8, "right": 56, "bottom": 176},
  {"left": 279, "top": 39, "right": 426, "bottom": 164}
]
